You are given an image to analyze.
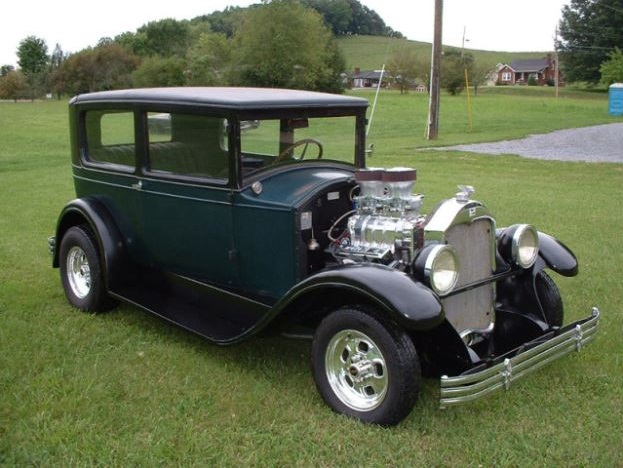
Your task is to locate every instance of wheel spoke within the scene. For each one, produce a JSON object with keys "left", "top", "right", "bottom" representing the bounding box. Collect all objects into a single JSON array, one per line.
[
  {"left": 325, "top": 329, "right": 388, "bottom": 411},
  {"left": 66, "top": 246, "right": 92, "bottom": 299}
]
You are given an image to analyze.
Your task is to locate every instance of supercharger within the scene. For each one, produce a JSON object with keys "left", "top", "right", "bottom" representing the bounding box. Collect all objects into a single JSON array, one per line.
[{"left": 333, "top": 167, "right": 425, "bottom": 265}]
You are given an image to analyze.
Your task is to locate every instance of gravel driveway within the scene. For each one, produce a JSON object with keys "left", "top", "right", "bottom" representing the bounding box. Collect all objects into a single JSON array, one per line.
[{"left": 442, "top": 123, "right": 623, "bottom": 163}]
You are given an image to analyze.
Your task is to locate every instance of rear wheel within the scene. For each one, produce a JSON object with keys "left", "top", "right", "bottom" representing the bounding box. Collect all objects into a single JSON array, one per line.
[
  {"left": 311, "top": 306, "right": 421, "bottom": 426},
  {"left": 535, "top": 271, "right": 563, "bottom": 327},
  {"left": 59, "top": 225, "right": 117, "bottom": 312}
]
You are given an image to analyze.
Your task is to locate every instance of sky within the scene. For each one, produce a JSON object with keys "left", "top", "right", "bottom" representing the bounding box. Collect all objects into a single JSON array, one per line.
[{"left": 1, "top": 0, "right": 569, "bottom": 68}]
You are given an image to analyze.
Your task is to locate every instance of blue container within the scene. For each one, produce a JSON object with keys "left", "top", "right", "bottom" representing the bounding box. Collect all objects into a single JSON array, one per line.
[{"left": 609, "top": 83, "right": 623, "bottom": 116}]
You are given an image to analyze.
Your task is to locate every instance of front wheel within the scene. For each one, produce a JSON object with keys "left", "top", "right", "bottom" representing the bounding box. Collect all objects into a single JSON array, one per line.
[
  {"left": 536, "top": 271, "right": 563, "bottom": 327},
  {"left": 311, "top": 307, "right": 421, "bottom": 426},
  {"left": 59, "top": 225, "right": 117, "bottom": 312}
]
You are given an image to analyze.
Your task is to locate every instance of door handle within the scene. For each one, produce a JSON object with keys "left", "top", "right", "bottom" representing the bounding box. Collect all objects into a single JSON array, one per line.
[{"left": 132, "top": 180, "right": 143, "bottom": 190}]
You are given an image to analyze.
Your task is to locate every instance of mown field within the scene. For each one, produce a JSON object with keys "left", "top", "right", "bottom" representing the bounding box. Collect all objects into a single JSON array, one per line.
[
  {"left": 337, "top": 35, "right": 546, "bottom": 71},
  {"left": 1, "top": 89, "right": 622, "bottom": 466}
]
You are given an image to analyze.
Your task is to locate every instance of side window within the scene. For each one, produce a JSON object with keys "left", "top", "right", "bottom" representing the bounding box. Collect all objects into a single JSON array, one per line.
[
  {"left": 146, "top": 112, "right": 229, "bottom": 182},
  {"left": 84, "top": 110, "right": 135, "bottom": 168}
]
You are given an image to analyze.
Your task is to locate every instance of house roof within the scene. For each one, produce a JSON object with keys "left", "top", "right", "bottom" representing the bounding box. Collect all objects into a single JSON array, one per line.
[
  {"left": 352, "top": 70, "right": 386, "bottom": 80},
  {"left": 509, "top": 58, "right": 550, "bottom": 73}
]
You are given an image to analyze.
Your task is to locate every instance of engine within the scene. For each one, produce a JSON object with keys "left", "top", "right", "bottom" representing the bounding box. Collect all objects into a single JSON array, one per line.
[{"left": 332, "top": 167, "right": 424, "bottom": 265}]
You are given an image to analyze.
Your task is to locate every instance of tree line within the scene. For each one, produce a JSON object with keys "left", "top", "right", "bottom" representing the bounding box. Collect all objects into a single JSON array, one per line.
[
  {"left": 0, "top": 0, "right": 400, "bottom": 100},
  {"left": 5, "top": 0, "right": 621, "bottom": 101},
  {"left": 558, "top": 0, "right": 623, "bottom": 86}
]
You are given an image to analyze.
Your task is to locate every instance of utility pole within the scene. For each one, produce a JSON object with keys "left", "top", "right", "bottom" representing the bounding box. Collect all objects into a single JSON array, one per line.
[
  {"left": 554, "top": 25, "right": 560, "bottom": 99},
  {"left": 426, "top": 0, "right": 443, "bottom": 140}
]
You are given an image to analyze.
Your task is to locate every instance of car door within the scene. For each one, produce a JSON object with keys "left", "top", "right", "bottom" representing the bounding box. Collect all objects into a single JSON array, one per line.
[{"left": 136, "top": 111, "right": 238, "bottom": 286}]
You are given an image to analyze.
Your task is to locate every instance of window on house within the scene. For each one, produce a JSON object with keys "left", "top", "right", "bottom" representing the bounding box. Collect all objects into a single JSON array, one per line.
[{"left": 502, "top": 72, "right": 512, "bottom": 81}]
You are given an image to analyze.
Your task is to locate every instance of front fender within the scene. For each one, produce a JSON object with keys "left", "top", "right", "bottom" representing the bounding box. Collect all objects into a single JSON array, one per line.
[
  {"left": 274, "top": 263, "right": 444, "bottom": 331},
  {"left": 53, "top": 197, "right": 130, "bottom": 290},
  {"left": 538, "top": 231, "right": 578, "bottom": 277}
]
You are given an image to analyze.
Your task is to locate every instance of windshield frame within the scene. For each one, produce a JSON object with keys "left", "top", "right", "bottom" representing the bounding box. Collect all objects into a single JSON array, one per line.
[{"left": 230, "top": 106, "right": 367, "bottom": 189}]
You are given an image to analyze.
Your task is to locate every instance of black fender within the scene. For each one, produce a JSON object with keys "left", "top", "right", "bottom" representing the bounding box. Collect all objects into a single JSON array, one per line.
[
  {"left": 272, "top": 263, "right": 444, "bottom": 331},
  {"left": 497, "top": 234, "right": 573, "bottom": 332},
  {"left": 537, "top": 231, "right": 578, "bottom": 277},
  {"left": 53, "top": 197, "right": 131, "bottom": 290}
]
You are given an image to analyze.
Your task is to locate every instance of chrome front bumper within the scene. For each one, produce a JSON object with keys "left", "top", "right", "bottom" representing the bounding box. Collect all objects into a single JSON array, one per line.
[{"left": 440, "top": 307, "right": 600, "bottom": 408}]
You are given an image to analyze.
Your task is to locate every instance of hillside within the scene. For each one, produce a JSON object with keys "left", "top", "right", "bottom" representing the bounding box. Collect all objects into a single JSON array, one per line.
[{"left": 336, "top": 35, "right": 548, "bottom": 71}]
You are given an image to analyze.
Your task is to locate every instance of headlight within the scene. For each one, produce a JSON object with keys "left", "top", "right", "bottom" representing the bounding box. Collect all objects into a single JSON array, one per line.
[
  {"left": 413, "top": 245, "right": 460, "bottom": 296},
  {"left": 498, "top": 224, "right": 539, "bottom": 269}
]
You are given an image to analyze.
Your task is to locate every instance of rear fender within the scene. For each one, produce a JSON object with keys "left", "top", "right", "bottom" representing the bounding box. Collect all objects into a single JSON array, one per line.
[
  {"left": 274, "top": 263, "right": 444, "bottom": 331},
  {"left": 53, "top": 197, "right": 131, "bottom": 290}
]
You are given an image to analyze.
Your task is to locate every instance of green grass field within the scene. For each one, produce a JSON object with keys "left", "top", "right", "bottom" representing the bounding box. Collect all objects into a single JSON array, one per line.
[
  {"left": 336, "top": 35, "right": 546, "bottom": 71},
  {"left": 1, "top": 89, "right": 622, "bottom": 466}
]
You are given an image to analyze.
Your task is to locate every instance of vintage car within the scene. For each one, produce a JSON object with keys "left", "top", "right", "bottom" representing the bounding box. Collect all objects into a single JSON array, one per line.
[{"left": 49, "top": 87, "right": 599, "bottom": 425}]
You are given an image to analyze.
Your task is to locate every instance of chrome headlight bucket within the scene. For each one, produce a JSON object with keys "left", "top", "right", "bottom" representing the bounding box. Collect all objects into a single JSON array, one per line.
[
  {"left": 498, "top": 224, "right": 539, "bottom": 269},
  {"left": 413, "top": 244, "right": 460, "bottom": 296}
]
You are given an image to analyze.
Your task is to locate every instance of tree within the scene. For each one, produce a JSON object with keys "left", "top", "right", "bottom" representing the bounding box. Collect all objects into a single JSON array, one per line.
[
  {"left": 302, "top": 0, "right": 353, "bottom": 35},
  {"left": 441, "top": 48, "right": 473, "bottom": 95},
  {"left": 48, "top": 44, "right": 67, "bottom": 99},
  {"left": 114, "top": 31, "right": 149, "bottom": 56},
  {"left": 136, "top": 19, "right": 191, "bottom": 57},
  {"left": 1, "top": 65, "right": 15, "bottom": 77},
  {"left": 0, "top": 70, "right": 29, "bottom": 101},
  {"left": 231, "top": 1, "right": 345, "bottom": 92},
  {"left": 52, "top": 43, "right": 138, "bottom": 95},
  {"left": 115, "top": 19, "right": 190, "bottom": 58},
  {"left": 17, "top": 36, "right": 48, "bottom": 98},
  {"left": 343, "top": 0, "right": 402, "bottom": 36},
  {"left": 468, "top": 61, "right": 492, "bottom": 95},
  {"left": 186, "top": 32, "right": 232, "bottom": 85},
  {"left": 600, "top": 47, "right": 623, "bottom": 85},
  {"left": 132, "top": 56, "right": 186, "bottom": 87},
  {"left": 387, "top": 48, "right": 426, "bottom": 94},
  {"left": 192, "top": 6, "right": 248, "bottom": 38},
  {"left": 17, "top": 36, "right": 48, "bottom": 75},
  {"left": 558, "top": 0, "right": 623, "bottom": 84}
]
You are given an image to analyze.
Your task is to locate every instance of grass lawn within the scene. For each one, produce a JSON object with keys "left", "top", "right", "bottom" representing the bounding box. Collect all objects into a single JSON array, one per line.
[
  {"left": 336, "top": 35, "right": 547, "bottom": 71},
  {"left": 1, "top": 89, "right": 622, "bottom": 466}
]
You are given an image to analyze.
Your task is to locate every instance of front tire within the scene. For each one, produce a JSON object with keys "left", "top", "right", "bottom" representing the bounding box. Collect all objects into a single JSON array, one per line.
[
  {"left": 59, "top": 225, "right": 117, "bottom": 312},
  {"left": 311, "top": 306, "right": 421, "bottom": 426},
  {"left": 535, "top": 271, "right": 563, "bottom": 327}
]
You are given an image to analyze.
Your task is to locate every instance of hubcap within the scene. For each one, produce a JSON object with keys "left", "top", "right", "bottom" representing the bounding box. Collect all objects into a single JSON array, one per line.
[
  {"left": 66, "top": 246, "right": 91, "bottom": 299},
  {"left": 325, "top": 329, "right": 388, "bottom": 411}
]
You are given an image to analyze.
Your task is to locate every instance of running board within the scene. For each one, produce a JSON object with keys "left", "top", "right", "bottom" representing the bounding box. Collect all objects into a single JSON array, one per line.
[{"left": 110, "top": 272, "right": 271, "bottom": 345}]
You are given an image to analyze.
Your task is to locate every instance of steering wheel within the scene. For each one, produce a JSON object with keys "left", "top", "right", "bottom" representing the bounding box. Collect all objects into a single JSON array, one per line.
[{"left": 274, "top": 138, "right": 323, "bottom": 163}]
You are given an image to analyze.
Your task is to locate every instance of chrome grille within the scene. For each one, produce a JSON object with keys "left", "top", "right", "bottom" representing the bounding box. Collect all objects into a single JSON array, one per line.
[{"left": 441, "top": 219, "right": 495, "bottom": 334}]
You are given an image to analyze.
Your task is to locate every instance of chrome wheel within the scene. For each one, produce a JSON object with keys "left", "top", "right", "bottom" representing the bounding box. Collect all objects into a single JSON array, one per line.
[
  {"left": 325, "top": 329, "right": 388, "bottom": 411},
  {"left": 66, "top": 246, "right": 91, "bottom": 299}
]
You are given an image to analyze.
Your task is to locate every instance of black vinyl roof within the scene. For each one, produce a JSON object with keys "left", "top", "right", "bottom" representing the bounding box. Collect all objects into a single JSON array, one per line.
[{"left": 70, "top": 87, "right": 369, "bottom": 111}]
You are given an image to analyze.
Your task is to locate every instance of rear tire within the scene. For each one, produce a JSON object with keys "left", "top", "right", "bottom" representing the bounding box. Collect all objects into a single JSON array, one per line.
[
  {"left": 59, "top": 225, "right": 117, "bottom": 312},
  {"left": 311, "top": 306, "right": 421, "bottom": 426},
  {"left": 535, "top": 271, "right": 563, "bottom": 327}
]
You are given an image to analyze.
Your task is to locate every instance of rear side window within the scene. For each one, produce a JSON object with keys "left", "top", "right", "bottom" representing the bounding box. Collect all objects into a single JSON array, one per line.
[{"left": 84, "top": 110, "right": 135, "bottom": 168}]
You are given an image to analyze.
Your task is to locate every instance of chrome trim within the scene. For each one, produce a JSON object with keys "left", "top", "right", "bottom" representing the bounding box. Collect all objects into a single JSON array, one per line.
[
  {"left": 424, "top": 244, "right": 460, "bottom": 295},
  {"left": 325, "top": 328, "right": 388, "bottom": 411},
  {"left": 48, "top": 236, "right": 56, "bottom": 256},
  {"left": 439, "top": 307, "right": 600, "bottom": 408},
  {"left": 511, "top": 224, "right": 539, "bottom": 268},
  {"left": 424, "top": 198, "right": 493, "bottom": 239}
]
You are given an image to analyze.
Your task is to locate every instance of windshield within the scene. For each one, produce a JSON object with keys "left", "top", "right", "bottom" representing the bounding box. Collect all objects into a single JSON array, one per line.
[{"left": 239, "top": 115, "right": 358, "bottom": 182}]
